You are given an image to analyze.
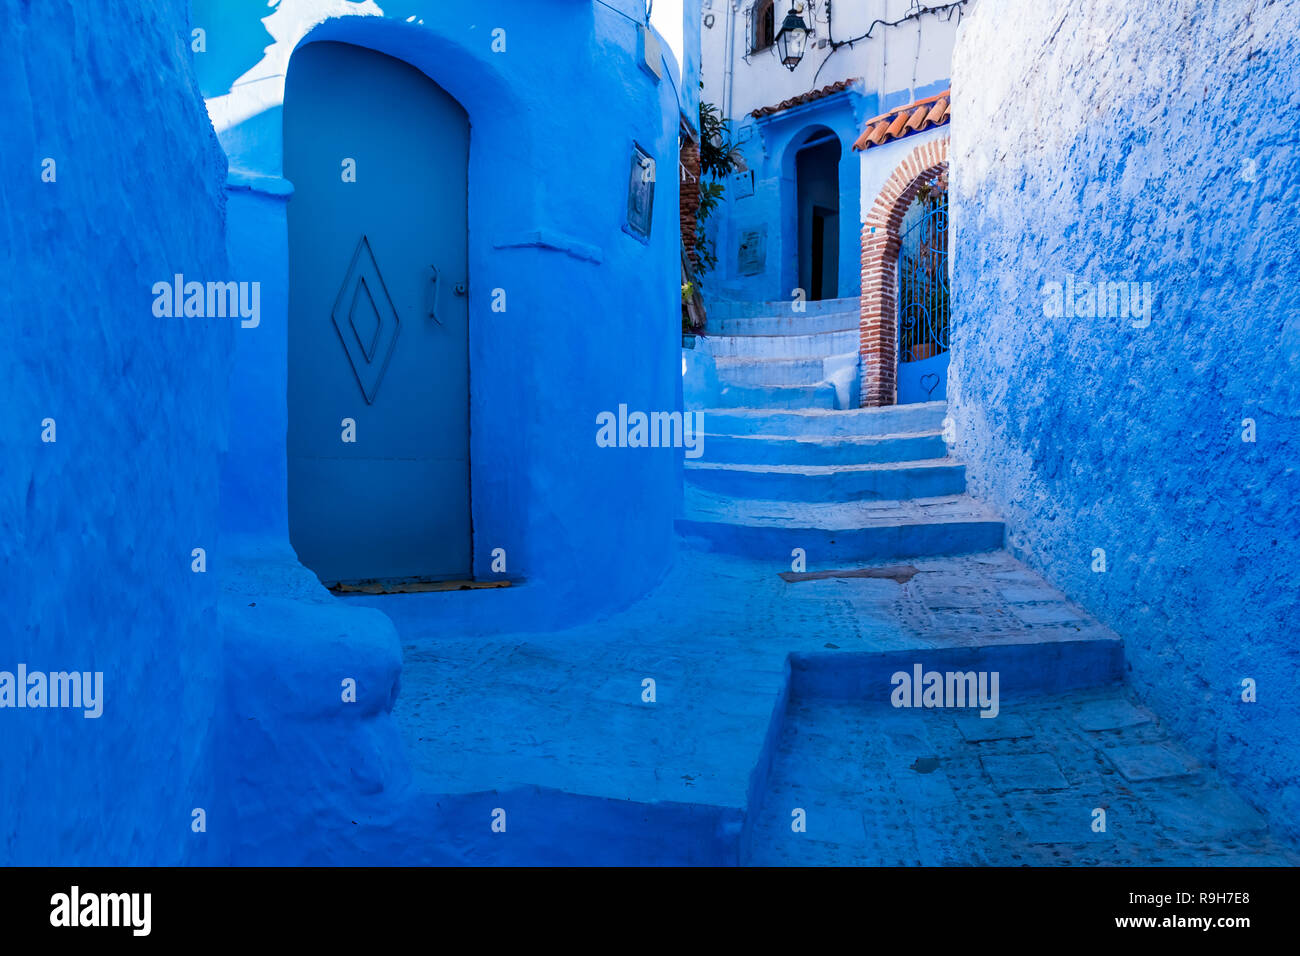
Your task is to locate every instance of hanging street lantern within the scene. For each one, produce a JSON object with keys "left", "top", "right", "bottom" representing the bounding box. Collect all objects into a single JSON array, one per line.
[{"left": 775, "top": 2, "right": 810, "bottom": 71}]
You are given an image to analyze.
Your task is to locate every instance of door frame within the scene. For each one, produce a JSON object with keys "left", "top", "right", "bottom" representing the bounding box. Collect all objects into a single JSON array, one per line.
[
  {"left": 858, "top": 134, "right": 952, "bottom": 406},
  {"left": 793, "top": 128, "right": 842, "bottom": 303}
]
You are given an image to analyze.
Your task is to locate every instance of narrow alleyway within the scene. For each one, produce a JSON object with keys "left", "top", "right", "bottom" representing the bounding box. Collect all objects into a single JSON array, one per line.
[
  {"left": 679, "top": 299, "right": 1296, "bottom": 865},
  {"left": 347, "top": 301, "right": 1296, "bottom": 865}
]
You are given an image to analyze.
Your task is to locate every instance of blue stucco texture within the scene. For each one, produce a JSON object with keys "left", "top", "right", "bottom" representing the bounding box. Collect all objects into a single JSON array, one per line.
[
  {"left": 948, "top": 0, "right": 1300, "bottom": 841},
  {"left": 0, "top": 0, "right": 231, "bottom": 863}
]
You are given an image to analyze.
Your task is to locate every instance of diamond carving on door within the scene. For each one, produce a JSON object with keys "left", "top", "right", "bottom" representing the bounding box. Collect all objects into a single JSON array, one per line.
[{"left": 332, "top": 235, "right": 401, "bottom": 404}]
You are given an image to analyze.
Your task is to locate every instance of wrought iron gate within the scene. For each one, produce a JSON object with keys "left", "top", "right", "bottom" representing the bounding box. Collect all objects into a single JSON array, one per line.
[{"left": 896, "top": 187, "right": 950, "bottom": 374}]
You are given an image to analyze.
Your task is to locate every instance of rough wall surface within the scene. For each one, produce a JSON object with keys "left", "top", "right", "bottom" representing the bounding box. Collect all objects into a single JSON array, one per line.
[
  {"left": 681, "top": 139, "right": 702, "bottom": 271},
  {"left": 950, "top": 0, "right": 1300, "bottom": 838},
  {"left": 0, "top": 0, "right": 230, "bottom": 863}
]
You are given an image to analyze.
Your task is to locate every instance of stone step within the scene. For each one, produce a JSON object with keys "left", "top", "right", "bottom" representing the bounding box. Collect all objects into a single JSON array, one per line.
[
  {"left": 676, "top": 488, "right": 1005, "bottom": 562},
  {"left": 698, "top": 430, "right": 948, "bottom": 466},
  {"left": 698, "top": 328, "right": 860, "bottom": 360},
  {"left": 716, "top": 382, "right": 839, "bottom": 410},
  {"left": 704, "top": 295, "right": 861, "bottom": 320},
  {"left": 685, "top": 458, "right": 967, "bottom": 501},
  {"left": 789, "top": 640, "right": 1126, "bottom": 702},
  {"left": 714, "top": 356, "right": 828, "bottom": 387},
  {"left": 695, "top": 402, "right": 947, "bottom": 437},
  {"left": 706, "top": 310, "right": 860, "bottom": 337}
]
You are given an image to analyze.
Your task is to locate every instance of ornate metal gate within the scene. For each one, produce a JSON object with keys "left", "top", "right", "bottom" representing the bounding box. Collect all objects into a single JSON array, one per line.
[{"left": 895, "top": 182, "right": 950, "bottom": 402}]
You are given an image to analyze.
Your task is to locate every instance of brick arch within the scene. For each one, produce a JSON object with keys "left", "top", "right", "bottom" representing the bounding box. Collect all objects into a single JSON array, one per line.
[{"left": 858, "top": 135, "right": 951, "bottom": 406}]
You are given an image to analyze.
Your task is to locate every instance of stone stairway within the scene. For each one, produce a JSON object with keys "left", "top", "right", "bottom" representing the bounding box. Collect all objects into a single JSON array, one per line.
[
  {"left": 681, "top": 298, "right": 1003, "bottom": 564},
  {"left": 746, "top": 683, "right": 1300, "bottom": 866},
  {"left": 677, "top": 400, "right": 1006, "bottom": 564},
  {"left": 692, "top": 297, "right": 863, "bottom": 410},
  {"left": 350, "top": 301, "right": 1296, "bottom": 862},
  {"left": 677, "top": 306, "right": 1295, "bottom": 867}
]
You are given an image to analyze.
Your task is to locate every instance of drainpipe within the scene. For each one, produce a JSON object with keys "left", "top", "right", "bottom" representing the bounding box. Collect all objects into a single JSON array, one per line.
[
  {"left": 723, "top": 0, "right": 736, "bottom": 121},
  {"left": 877, "top": 0, "right": 887, "bottom": 103}
]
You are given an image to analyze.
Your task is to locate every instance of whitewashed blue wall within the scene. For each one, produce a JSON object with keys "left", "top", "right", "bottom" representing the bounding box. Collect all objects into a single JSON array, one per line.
[{"left": 950, "top": 0, "right": 1300, "bottom": 841}]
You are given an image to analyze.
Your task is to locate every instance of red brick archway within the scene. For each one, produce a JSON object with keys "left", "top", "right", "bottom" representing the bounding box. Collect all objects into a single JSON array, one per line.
[{"left": 859, "top": 136, "right": 950, "bottom": 406}]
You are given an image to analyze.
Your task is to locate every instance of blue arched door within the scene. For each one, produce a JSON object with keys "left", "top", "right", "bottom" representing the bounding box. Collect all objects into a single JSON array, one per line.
[{"left": 285, "top": 41, "right": 471, "bottom": 586}]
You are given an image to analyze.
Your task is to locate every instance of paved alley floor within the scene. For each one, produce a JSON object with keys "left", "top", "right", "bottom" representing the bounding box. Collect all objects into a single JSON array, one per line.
[
  {"left": 351, "top": 546, "right": 1296, "bottom": 865},
  {"left": 361, "top": 548, "right": 1115, "bottom": 808},
  {"left": 748, "top": 685, "right": 1299, "bottom": 866}
]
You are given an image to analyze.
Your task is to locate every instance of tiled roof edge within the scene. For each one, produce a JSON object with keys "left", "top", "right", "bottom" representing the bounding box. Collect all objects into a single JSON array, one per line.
[
  {"left": 750, "top": 78, "right": 862, "bottom": 119},
  {"left": 853, "top": 89, "right": 951, "bottom": 151}
]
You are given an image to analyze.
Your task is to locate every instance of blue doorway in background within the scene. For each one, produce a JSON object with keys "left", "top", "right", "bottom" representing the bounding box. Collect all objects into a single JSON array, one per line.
[
  {"left": 796, "top": 131, "right": 840, "bottom": 301},
  {"left": 285, "top": 41, "right": 471, "bottom": 586}
]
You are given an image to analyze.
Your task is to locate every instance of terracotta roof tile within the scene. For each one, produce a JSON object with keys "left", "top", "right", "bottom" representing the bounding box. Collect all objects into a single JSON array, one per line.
[
  {"left": 751, "top": 79, "right": 860, "bottom": 118},
  {"left": 853, "top": 89, "right": 950, "bottom": 151}
]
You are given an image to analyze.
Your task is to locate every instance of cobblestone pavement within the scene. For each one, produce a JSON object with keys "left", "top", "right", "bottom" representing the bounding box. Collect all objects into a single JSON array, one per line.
[
  {"left": 748, "top": 685, "right": 1299, "bottom": 866},
  {"left": 352, "top": 546, "right": 1296, "bottom": 864},
  {"left": 362, "top": 548, "right": 1117, "bottom": 810}
]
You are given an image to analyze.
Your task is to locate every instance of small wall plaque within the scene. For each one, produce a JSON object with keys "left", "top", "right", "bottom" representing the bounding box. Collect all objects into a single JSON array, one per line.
[
  {"left": 737, "top": 226, "right": 766, "bottom": 276},
  {"left": 730, "top": 169, "right": 755, "bottom": 200},
  {"left": 625, "top": 144, "right": 655, "bottom": 242},
  {"left": 637, "top": 24, "right": 664, "bottom": 80}
]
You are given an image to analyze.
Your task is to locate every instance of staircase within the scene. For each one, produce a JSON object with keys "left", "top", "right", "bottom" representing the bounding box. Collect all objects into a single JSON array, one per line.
[
  {"left": 680, "top": 299, "right": 1004, "bottom": 563},
  {"left": 691, "top": 297, "right": 864, "bottom": 410}
]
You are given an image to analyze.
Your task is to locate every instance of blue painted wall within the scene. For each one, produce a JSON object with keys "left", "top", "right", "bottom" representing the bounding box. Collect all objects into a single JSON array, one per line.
[
  {"left": 2, "top": 0, "right": 686, "bottom": 865},
  {"left": 198, "top": 0, "right": 684, "bottom": 627},
  {"left": 197, "top": 0, "right": 689, "bottom": 861},
  {"left": 680, "top": 0, "right": 702, "bottom": 129},
  {"left": 950, "top": 0, "right": 1300, "bottom": 840},
  {"left": 0, "top": 0, "right": 229, "bottom": 864}
]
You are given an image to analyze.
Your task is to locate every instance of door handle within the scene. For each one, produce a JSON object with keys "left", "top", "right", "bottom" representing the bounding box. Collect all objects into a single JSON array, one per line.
[{"left": 427, "top": 265, "right": 441, "bottom": 324}]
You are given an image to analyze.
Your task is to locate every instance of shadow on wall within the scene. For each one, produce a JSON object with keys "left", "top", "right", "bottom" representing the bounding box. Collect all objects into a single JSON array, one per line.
[
  {"left": 2, "top": 0, "right": 233, "bottom": 865},
  {"left": 948, "top": 0, "right": 1300, "bottom": 843}
]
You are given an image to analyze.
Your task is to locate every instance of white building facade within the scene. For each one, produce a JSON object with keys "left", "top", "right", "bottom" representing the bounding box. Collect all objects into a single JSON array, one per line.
[{"left": 699, "top": 0, "right": 966, "bottom": 404}]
